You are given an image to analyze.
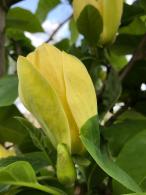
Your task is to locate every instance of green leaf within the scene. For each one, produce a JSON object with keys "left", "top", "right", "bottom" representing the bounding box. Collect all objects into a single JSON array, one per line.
[
  {"left": 69, "top": 18, "right": 79, "bottom": 45},
  {"left": 122, "top": 3, "right": 144, "bottom": 24},
  {"left": 77, "top": 5, "right": 103, "bottom": 46},
  {"left": 111, "top": 34, "right": 142, "bottom": 55},
  {"left": 17, "top": 189, "right": 48, "bottom": 195},
  {"left": 0, "top": 107, "right": 35, "bottom": 152},
  {"left": 139, "top": 0, "right": 146, "bottom": 11},
  {"left": 7, "top": 8, "right": 43, "bottom": 32},
  {"left": 0, "top": 105, "right": 21, "bottom": 122},
  {"left": 7, "top": 29, "right": 34, "bottom": 57},
  {"left": 113, "top": 129, "right": 146, "bottom": 194},
  {"left": 55, "top": 39, "right": 70, "bottom": 52},
  {"left": 119, "top": 18, "right": 146, "bottom": 35},
  {"left": 106, "top": 51, "right": 127, "bottom": 71},
  {"left": 36, "top": 0, "right": 60, "bottom": 22},
  {"left": 16, "top": 117, "right": 53, "bottom": 152},
  {"left": 0, "top": 161, "right": 67, "bottom": 195},
  {"left": 0, "top": 152, "right": 48, "bottom": 172},
  {"left": 0, "top": 76, "right": 18, "bottom": 107},
  {"left": 99, "top": 68, "right": 122, "bottom": 117},
  {"left": 103, "top": 111, "right": 146, "bottom": 156},
  {"left": 16, "top": 117, "right": 56, "bottom": 166},
  {"left": 123, "top": 193, "right": 146, "bottom": 195},
  {"left": 80, "top": 116, "right": 142, "bottom": 193}
]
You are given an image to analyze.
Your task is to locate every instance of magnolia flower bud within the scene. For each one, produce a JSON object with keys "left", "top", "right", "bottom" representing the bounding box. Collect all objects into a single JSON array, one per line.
[
  {"left": 56, "top": 144, "right": 76, "bottom": 186},
  {"left": 73, "top": 0, "right": 123, "bottom": 45},
  {"left": 17, "top": 44, "right": 97, "bottom": 154}
]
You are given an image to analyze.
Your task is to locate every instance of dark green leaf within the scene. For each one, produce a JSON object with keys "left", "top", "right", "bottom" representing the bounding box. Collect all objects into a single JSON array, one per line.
[
  {"left": 55, "top": 39, "right": 70, "bottom": 51},
  {"left": 0, "top": 107, "right": 34, "bottom": 152},
  {"left": 7, "top": 29, "right": 34, "bottom": 57},
  {"left": 106, "top": 51, "right": 127, "bottom": 71},
  {"left": 99, "top": 68, "right": 122, "bottom": 116},
  {"left": 0, "top": 105, "right": 21, "bottom": 122},
  {"left": 16, "top": 117, "right": 56, "bottom": 165},
  {"left": 7, "top": 8, "right": 43, "bottom": 32},
  {"left": 111, "top": 34, "right": 142, "bottom": 55},
  {"left": 80, "top": 116, "right": 142, "bottom": 193},
  {"left": 103, "top": 111, "right": 146, "bottom": 156},
  {"left": 121, "top": 3, "right": 144, "bottom": 25},
  {"left": 113, "top": 129, "right": 146, "bottom": 194},
  {"left": 16, "top": 117, "right": 52, "bottom": 152},
  {"left": 0, "top": 152, "right": 48, "bottom": 172},
  {"left": 18, "top": 189, "right": 48, "bottom": 195},
  {"left": 0, "top": 76, "right": 18, "bottom": 107},
  {"left": 0, "top": 161, "right": 66, "bottom": 195},
  {"left": 77, "top": 5, "right": 103, "bottom": 46},
  {"left": 120, "top": 18, "right": 146, "bottom": 35},
  {"left": 69, "top": 18, "right": 79, "bottom": 45}
]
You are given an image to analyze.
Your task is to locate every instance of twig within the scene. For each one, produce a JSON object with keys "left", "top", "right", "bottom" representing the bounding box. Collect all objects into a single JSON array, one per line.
[
  {"left": 46, "top": 14, "right": 73, "bottom": 43},
  {"left": 119, "top": 33, "right": 146, "bottom": 81},
  {"left": 104, "top": 104, "right": 128, "bottom": 127},
  {"left": 6, "top": 0, "right": 24, "bottom": 8}
]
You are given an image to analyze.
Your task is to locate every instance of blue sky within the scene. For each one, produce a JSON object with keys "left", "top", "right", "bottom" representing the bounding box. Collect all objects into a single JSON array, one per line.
[
  {"left": 13, "top": 0, "right": 72, "bottom": 46},
  {"left": 14, "top": 0, "right": 72, "bottom": 21},
  {"left": 13, "top": 0, "right": 135, "bottom": 47}
]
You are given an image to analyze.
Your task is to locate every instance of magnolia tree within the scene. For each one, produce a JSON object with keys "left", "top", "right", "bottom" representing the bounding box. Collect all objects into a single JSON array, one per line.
[{"left": 0, "top": 0, "right": 146, "bottom": 194}]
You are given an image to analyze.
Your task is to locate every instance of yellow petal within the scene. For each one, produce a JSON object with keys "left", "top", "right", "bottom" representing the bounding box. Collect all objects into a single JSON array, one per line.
[
  {"left": 73, "top": 0, "right": 123, "bottom": 45},
  {"left": 73, "top": 0, "right": 101, "bottom": 21},
  {"left": 62, "top": 52, "right": 97, "bottom": 130},
  {"left": 17, "top": 56, "right": 71, "bottom": 151},
  {"left": 100, "top": 0, "right": 123, "bottom": 45},
  {"left": 27, "top": 44, "right": 65, "bottom": 104},
  {"left": 26, "top": 44, "right": 83, "bottom": 154}
]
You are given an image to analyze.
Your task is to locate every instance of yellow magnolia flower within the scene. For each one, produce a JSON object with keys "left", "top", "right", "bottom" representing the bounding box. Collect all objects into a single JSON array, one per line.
[
  {"left": 17, "top": 44, "right": 97, "bottom": 154},
  {"left": 73, "top": 0, "right": 123, "bottom": 45},
  {"left": 0, "top": 145, "right": 15, "bottom": 159}
]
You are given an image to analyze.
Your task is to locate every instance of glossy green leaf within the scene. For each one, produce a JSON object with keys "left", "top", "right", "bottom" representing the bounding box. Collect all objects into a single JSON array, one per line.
[
  {"left": 16, "top": 117, "right": 54, "bottom": 151},
  {"left": 0, "top": 76, "right": 18, "bottom": 107},
  {"left": 0, "top": 152, "right": 48, "bottom": 172},
  {"left": 99, "top": 68, "right": 122, "bottom": 117},
  {"left": 111, "top": 34, "right": 141, "bottom": 55},
  {"left": 107, "top": 51, "right": 127, "bottom": 71},
  {"left": 113, "top": 129, "right": 146, "bottom": 194},
  {"left": 77, "top": 5, "right": 103, "bottom": 46},
  {"left": 120, "top": 18, "right": 146, "bottom": 35},
  {"left": 0, "top": 161, "right": 67, "bottom": 195},
  {"left": 7, "top": 8, "right": 43, "bottom": 32},
  {"left": 80, "top": 116, "right": 142, "bottom": 193},
  {"left": 69, "top": 18, "right": 79, "bottom": 45},
  {"left": 103, "top": 111, "right": 146, "bottom": 156}
]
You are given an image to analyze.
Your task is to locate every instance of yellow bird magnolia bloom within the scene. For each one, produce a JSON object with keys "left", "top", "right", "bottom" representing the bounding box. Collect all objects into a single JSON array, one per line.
[
  {"left": 17, "top": 44, "right": 97, "bottom": 154},
  {"left": 0, "top": 145, "right": 15, "bottom": 159},
  {"left": 73, "top": 0, "right": 123, "bottom": 45}
]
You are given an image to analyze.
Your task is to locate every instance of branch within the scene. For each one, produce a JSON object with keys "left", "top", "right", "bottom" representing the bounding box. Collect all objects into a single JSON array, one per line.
[
  {"left": 104, "top": 104, "right": 128, "bottom": 127},
  {"left": 6, "top": 0, "right": 24, "bottom": 8},
  {"left": 0, "top": 5, "right": 6, "bottom": 76},
  {"left": 46, "top": 14, "right": 73, "bottom": 43},
  {"left": 119, "top": 33, "right": 146, "bottom": 81}
]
